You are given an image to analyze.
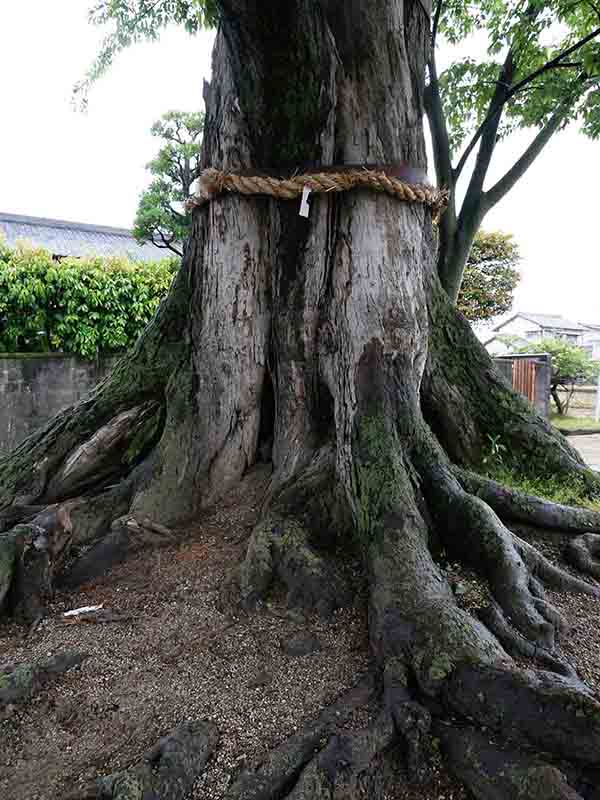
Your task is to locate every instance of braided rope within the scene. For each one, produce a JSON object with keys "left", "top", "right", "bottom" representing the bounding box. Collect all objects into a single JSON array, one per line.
[{"left": 186, "top": 167, "right": 448, "bottom": 218}]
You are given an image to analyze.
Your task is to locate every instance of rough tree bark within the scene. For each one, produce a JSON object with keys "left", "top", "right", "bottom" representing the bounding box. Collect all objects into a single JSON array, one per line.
[{"left": 2, "top": 2, "right": 600, "bottom": 798}]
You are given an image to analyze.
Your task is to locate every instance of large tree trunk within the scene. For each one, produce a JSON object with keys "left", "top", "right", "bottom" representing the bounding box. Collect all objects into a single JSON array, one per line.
[{"left": 3, "top": 2, "right": 600, "bottom": 798}]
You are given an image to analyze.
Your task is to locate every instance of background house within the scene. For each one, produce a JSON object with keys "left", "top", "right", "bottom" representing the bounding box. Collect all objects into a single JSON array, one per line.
[
  {"left": 485, "top": 313, "right": 588, "bottom": 356},
  {"left": 0, "top": 211, "right": 166, "bottom": 262},
  {"left": 580, "top": 324, "right": 600, "bottom": 361}
]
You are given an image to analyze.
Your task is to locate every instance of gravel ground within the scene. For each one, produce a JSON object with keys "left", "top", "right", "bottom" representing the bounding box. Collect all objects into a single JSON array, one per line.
[
  {"left": 0, "top": 467, "right": 467, "bottom": 800},
  {"left": 7, "top": 472, "right": 597, "bottom": 800},
  {"left": 517, "top": 528, "right": 600, "bottom": 693}
]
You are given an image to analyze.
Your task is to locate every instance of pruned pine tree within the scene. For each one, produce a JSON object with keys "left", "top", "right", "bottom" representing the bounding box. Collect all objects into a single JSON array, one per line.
[{"left": 4, "top": 3, "right": 600, "bottom": 797}]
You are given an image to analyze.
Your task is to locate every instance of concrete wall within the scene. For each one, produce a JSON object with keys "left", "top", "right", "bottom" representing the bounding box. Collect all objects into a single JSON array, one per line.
[{"left": 0, "top": 353, "right": 120, "bottom": 453}]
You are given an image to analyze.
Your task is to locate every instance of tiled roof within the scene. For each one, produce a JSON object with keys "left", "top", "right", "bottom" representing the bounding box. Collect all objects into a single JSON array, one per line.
[
  {"left": 0, "top": 212, "right": 168, "bottom": 263},
  {"left": 494, "top": 313, "right": 585, "bottom": 333},
  {"left": 516, "top": 313, "right": 584, "bottom": 331}
]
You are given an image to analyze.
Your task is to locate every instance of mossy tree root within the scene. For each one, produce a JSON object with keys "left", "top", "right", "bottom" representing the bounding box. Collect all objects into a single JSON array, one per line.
[
  {"left": 69, "top": 720, "right": 218, "bottom": 800},
  {"left": 565, "top": 534, "right": 600, "bottom": 580},
  {"left": 436, "top": 722, "right": 587, "bottom": 800},
  {"left": 226, "top": 677, "right": 377, "bottom": 800},
  {"left": 512, "top": 533, "right": 600, "bottom": 595},
  {"left": 239, "top": 449, "right": 353, "bottom": 616},
  {"left": 477, "top": 600, "right": 577, "bottom": 678},
  {"left": 239, "top": 512, "right": 351, "bottom": 617},
  {"left": 226, "top": 671, "right": 433, "bottom": 800},
  {"left": 418, "top": 457, "right": 570, "bottom": 650},
  {"left": 455, "top": 469, "right": 600, "bottom": 535}
]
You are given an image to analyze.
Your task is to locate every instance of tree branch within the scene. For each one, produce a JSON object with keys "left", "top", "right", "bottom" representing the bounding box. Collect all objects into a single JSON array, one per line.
[
  {"left": 432, "top": 0, "right": 443, "bottom": 48},
  {"left": 458, "top": 49, "right": 514, "bottom": 196},
  {"left": 425, "top": 52, "right": 453, "bottom": 189},
  {"left": 151, "top": 230, "right": 183, "bottom": 257},
  {"left": 454, "top": 26, "right": 600, "bottom": 181},
  {"left": 483, "top": 103, "right": 570, "bottom": 210},
  {"left": 168, "top": 204, "right": 186, "bottom": 221}
]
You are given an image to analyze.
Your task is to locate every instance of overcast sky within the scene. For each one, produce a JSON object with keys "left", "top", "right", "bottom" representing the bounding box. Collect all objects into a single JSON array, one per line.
[{"left": 0, "top": 2, "right": 598, "bottom": 322}]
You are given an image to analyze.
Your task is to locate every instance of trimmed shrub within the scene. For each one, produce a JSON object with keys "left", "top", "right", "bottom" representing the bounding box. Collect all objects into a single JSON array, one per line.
[{"left": 0, "top": 240, "right": 177, "bottom": 359}]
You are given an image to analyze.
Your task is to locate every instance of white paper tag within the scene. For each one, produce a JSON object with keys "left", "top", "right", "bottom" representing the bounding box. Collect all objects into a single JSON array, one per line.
[{"left": 299, "top": 186, "right": 312, "bottom": 218}]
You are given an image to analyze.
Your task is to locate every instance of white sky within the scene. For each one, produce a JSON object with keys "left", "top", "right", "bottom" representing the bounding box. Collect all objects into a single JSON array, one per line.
[{"left": 0, "top": 2, "right": 598, "bottom": 321}]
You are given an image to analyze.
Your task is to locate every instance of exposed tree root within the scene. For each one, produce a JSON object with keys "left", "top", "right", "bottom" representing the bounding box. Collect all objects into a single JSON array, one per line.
[
  {"left": 418, "top": 457, "right": 567, "bottom": 649},
  {"left": 227, "top": 671, "right": 431, "bottom": 800},
  {"left": 456, "top": 468, "right": 600, "bottom": 534},
  {"left": 383, "top": 659, "right": 433, "bottom": 784},
  {"left": 0, "top": 651, "right": 86, "bottom": 707},
  {"left": 240, "top": 450, "right": 352, "bottom": 616},
  {"left": 282, "top": 712, "right": 395, "bottom": 799},
  {"left": 59, "top": 513, "right": 175, "bottom": 590},
  {"left": 477, "top": 600, "right": 576, "bottom": 678},
  {"left": 227, "top": 677, "right": 376, "bottom": 800},
  {"left": 512, "top": 533, "right": 600, "bottom": 595},
  {"left": 1, "top": 504, "right": 73, "bottom": 619},
  {"left": 565, "top": 534, "right": 600, "bottom": 580},
  {"left": 436, "top": 722, "right": 585, "bottom": 800},
  {"left": 240, "top": 512, "right": 351, "bottom": 616},
  {"left": 445, "top": 663, "right": 600, "bottom": 764},
  {"left": 70, "top": 720, "right": 218, "bottom": 800}
]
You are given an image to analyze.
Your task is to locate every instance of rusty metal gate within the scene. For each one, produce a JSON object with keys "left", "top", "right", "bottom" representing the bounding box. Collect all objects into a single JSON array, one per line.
[
  {"left": 493, "top": 353, "right": 551, "bottom": 418},
  {"left": 512, "top": 358, "right": 536, "bottom": 404}
]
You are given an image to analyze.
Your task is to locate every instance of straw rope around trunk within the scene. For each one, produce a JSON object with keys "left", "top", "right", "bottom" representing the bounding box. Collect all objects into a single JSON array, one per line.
[{"left": 186, "top": 167, "right": 449, "bottom": 219}]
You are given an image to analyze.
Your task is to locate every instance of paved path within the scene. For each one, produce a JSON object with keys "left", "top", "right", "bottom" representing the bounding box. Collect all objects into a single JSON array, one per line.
[{"left": 569, "top": 434, "right": 600, "bottom": 472}]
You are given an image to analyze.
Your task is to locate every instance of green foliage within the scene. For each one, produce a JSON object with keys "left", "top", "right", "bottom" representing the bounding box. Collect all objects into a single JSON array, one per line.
[
  {"left": 551, "top": 414, "right": 600, "bottom": 432},
  {"left": 457, "top": 230, "right": 520, "bottom": 322},
  {"left": 75, "top": 1, "right": 218, "bottom": 106},
  {"left": 79, "top": 2, "right": 600, "bottom": 153},
  {"left": 481, "top": 433, "right": 508, "bottom": 467},
  {"left": 438, "top": 1, "right": 600, "bottom": 155},
  {"left": 133, "top": 110, "right": 204, "bottom": 255},
  {"left": 79, "top": 4, "right": 599, "bottom": 152},
  {"left": 0, "top": 239, "right": 176, "bottom": 359},
  {"left": 513, "top": 337, "right": 596, "bottom": 386},
  {"left": 484, "top": 463, "right": 600, "bottom": 511}
]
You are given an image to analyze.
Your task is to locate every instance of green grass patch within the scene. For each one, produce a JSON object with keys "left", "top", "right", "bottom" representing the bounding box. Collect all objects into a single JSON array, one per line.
[
  {"left": 550, "top": 414, "right": 600, "bottom": 432},
  {"left": 483, "top": 464, "right": 600, "bottom": 511}
]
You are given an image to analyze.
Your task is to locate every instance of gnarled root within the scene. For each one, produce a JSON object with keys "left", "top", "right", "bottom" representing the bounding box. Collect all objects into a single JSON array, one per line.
[
  {"left": 436, "top": 722, "right": 584, "bottom": 800},
  {"left": 445, "top": 663, "right": 600, "bottom": 765},
  {"left": 0, "top": 651, "right": 86, "bottom": 707},
  {"left": 240, "top": 451, "right": 352, "bottom": 616},
  {"left": 477, "top": 600, "right": 576, "bottom": 678},
  {"left": 0, "top": 504, "right": 73, "bottom": 619},
  {"left": 383, "top": 659, "right": 433, "bottom": 784},
  {"left": 239, "top": 512, "right": 350, "bottom": 616},
  {"left": 283, "top": 713, "right": 395, "bottom": 799},
  {"left": 227, "top": 677, "right": 376, "bottom": 800},
  {"left": 512, "top": 533, "right": 600, "bottom": 595},
  {"left": 419, "top": 459, "right": 570, "bottom": 649},
  {"left": 565, "top": 534, "right": 600, "bottom": 580},
  {"left": 227, "top": 671, "right": 431, "bottom": 800},
  {"left": 455, "top": 468, "right": 600, "bottom": 535},
  {"left": 70, "top": 721, "right": 218, "bottom": 800}
]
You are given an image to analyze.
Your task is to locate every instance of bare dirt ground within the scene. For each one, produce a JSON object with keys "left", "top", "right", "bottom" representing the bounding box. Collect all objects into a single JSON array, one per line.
[
  {"left": 0, "top": 466, "right": 467, "bottom": 800},
  {"left": 2, "top": 466, "right": 599, "bottom": 800}
]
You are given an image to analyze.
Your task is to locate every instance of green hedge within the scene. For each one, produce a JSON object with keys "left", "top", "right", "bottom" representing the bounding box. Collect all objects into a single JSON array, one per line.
[{"left": 0, "top": 240, "right": 177, "bottom": 359}]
